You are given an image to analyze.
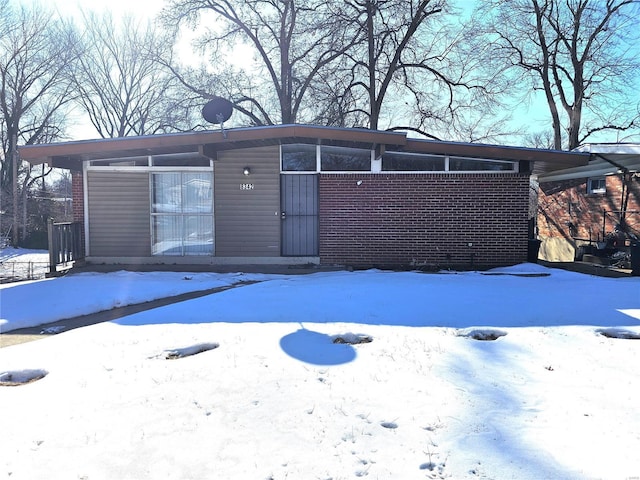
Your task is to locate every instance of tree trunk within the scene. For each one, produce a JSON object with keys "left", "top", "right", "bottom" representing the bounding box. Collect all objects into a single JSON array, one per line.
[
  {"left": 12, "top": 137, "right": 19, "bottom": 246},
  {"left": 21, "top": 190, "right": 27, "bottom": 242},
  {"left": 365, "top": 1, "right": 377, "bottom": 130}
]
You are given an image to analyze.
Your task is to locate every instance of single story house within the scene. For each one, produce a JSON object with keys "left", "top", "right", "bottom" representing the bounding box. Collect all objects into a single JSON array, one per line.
[
  {"left": 19, "top": 124, "right": 588, "bottom": 270},
  {"left": 536, "top": 143, "right": 640, "bottom": 262}
]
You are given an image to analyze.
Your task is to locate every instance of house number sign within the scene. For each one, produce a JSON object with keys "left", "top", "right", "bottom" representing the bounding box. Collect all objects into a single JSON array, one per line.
[{"left": 240, "top": 183, "right": 254, "bottom": 190}]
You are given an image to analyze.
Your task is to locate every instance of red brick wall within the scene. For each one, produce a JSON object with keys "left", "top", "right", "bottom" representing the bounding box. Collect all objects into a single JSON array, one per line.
[
  {"left": 71, "top": 172, "right": 84, "bottom": 222},
  {"left": 319, "top": 173, "right": 530, "bottom": 269},
  {"left": 538, "top": 175, "right": 640, "bottom": 243},
  {"left": 71, "top": 171, "right": 85, "bottom": 255}
]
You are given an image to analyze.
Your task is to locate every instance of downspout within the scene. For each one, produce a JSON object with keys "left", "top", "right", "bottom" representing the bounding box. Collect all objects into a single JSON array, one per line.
[{"left": 83, "top": 161, "right": 90, "bottom": 257}]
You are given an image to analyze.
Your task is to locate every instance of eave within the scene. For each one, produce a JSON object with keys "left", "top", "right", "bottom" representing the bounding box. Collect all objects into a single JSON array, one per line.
[
  {"left": 18, "top": 124, "right": 589, "bottom": 174},
  {"left": 537, "top": 144, "right": 640, "bottom": 183}
]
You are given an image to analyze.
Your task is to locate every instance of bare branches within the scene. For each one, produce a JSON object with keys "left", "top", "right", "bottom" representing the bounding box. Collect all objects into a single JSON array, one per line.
[
  {"left": 163, "top": 0, "right": 354, "bottom": 125},
  {"left": 0, "top": 4, "right": 77, "bottom": 183},
  {"left": 475, "top": 0, "right": 640, "bottom": 149},
  {"left": 386, "top": 125, "right": 442, "bottom": 140},
  {"left": 330, "top": 0, "right": 497, "bottom": 139},
  {"left": 0, "top": 2, "right": 78, "bottom": 243},
  {"left": 71, "top": 11, "right": 184, "bottom": 138},
  {"left": 162, "top": 0, "right": 470, "bottom": 132}
]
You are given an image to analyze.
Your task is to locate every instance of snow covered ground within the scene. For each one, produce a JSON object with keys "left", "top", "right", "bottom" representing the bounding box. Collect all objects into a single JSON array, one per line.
[
  {"left": 0, "top": 247, "right": 49, "bottom": 283},
  {"left": 1, "top": 252, "right": 639, "bottom": 479}
]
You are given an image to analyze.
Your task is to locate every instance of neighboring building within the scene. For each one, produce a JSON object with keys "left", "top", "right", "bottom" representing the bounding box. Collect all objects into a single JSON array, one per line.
[
  {"left": 19, "top": 125, "right": 587, "bottom": 270},
  {"left": 537, "top": 144, "right": 640, "bottom": 262}
]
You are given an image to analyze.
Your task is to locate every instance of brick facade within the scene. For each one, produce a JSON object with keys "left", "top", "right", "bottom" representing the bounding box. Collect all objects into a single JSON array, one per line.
[
  {"left": 71, "top": 171, "right": 85, "bottom": 256},
  {"left": 538, "top": 174, "right": 640, "bottom": 245},
  {"left": 71, "top": 172, "right": 84, "bottom": 223},
  {"left": 319, "top": 173, "right": 530, "bottom": 269},
  {"left": 69, "top": 167, "right": 534, "bottom": 269}
]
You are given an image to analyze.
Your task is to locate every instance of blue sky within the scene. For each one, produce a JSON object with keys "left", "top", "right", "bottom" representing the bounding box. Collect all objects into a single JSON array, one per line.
[{"left": 24, "top": 0, "right": 638, "bottom": 146}]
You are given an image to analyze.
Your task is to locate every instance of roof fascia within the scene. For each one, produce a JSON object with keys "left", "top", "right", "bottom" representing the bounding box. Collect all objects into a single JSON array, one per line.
[
  {"left": 575, "top": 143, "right": 640, "bottom": 155},
  {"left": 19, "top": 125, "right": 408, "bottom": 167},
  {"left": 538, "top": 153, "right": 640, "bottom": 183},
  {"left": 404, "top": 138, "right": 588, "bottom": 165},
  {"left": 18, "top": 124, "right": 589, "bottom": 173}
]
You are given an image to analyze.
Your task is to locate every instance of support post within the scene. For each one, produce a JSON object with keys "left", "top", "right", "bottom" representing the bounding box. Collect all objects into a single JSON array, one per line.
[{"left": 48, "top": 218, "right": 56, "bottom": 273}]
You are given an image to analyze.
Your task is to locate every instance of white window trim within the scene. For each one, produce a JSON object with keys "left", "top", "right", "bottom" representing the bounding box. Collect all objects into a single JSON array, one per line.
[
  {"left": 82, "top": 161, "right": 90, "bottom": 257},
  {"left": 87, "top": 153, "right": 212, "bottom": 171},
  {"left": 382, "top": 152, "right": 518, "bottom": 173},
  {"left": 87, "top": 165, "right": 213, "bottom": 173},
  {"left": 280, "top": 144, "right": 518, "bottom": 174},
  {"left": 150, "top": 172, "right": 215, "bottom": 257}
]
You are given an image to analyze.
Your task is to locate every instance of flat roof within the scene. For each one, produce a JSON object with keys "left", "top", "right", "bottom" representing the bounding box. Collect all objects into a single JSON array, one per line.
[
  {"left": 19, "top": 124, "right": 588, "bottom": 174},
  {"left": 538, "top": 143, "right": 640, "bottom": 182}
]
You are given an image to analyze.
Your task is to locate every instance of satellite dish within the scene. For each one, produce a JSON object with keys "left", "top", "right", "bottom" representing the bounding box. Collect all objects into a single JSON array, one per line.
[{"left": 202, "top": 97, "right": 233, "bottom": 124}]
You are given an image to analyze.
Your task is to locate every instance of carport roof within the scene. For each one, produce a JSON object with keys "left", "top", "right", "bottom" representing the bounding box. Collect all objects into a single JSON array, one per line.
[
  {"left": 537, "top": 143, "right": 640, "bottom": 182},
  {"left": 19, "top": 124, "right": 588, "bottom": 174}
]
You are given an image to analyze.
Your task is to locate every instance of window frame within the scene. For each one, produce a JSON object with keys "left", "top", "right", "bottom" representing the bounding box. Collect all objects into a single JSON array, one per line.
[
  {"left": 320, "top": 145, "right": 373, "bottom": 172},
  {"left": 280, "top": 143, "right": 375, "bottom": 173},
  {"left": 87, "top": 153, "right": 212, "bottom": 171},
  {"left": 281, "top": 143, "right": 319, "bottom": 172},
  {"left": 150, "top": 171, "right": 214, "bottom": 257},
  {"left": 381, "top": 151, "right": 446, "bottom": 172},
  {"left": 587, "top": 176, "right": 607, "bottom": 195},
  {"left": 382, "top": 151, "right": 518, "bottom": 173},
  {"left": 87, "top": 154, "right": 214, "bottom": 257},
  {"left": 279, "top": 144, "right": 519, "bottom": 174}
]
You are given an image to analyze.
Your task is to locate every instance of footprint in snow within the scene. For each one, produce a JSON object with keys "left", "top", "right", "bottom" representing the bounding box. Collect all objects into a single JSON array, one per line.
[
  {"left": 456, "top": 328, "right": 507, "bottom": 341},
  {"left": 159, "top": 342, "right": 220, "bottom": 359},
  {"left": 0, "top": 369, "right": 48, "bottom": 386},
  {"left": 332, "top": 333, "right": 373, "bottom": 345},
  {"left": 596, "top": 328, "right": 640, "bottom": 340}
]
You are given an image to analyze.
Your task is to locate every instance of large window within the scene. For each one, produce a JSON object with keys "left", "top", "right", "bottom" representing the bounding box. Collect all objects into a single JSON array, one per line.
[{"left": 151, "top": 173, "right": 213, "bottom": 255}]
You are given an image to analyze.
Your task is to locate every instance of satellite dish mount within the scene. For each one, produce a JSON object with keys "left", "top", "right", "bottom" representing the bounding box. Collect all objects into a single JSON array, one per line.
[{"left": 202, "top": 97, "right": 234, "bottom": 138}]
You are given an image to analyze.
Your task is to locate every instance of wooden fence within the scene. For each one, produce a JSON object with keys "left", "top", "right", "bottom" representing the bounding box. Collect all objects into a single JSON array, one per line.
[{"left": 48, "top": 220, "right": 84, "bottom": 273}]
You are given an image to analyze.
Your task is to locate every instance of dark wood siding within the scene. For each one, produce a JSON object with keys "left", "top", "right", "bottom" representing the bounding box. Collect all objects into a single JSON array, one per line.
[
  {"left": 87, "top": 171, "right": 150, "bottom": 257},
  {"left": 215, "top": 146, "right": 280, "bottom": 256}
]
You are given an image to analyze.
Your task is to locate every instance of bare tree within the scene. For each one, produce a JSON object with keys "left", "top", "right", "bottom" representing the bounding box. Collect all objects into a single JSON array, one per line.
[
  {"left": 336, "top": 0, "right": 443, "bottom": 131},
  {"left": 475, "top": 0, "right": 640, "bottom": 150},
  {"left": 307, "top": 0, "right": 508, "bottom": 141},
  {"left": 71, "top": 12, "right": 186, "bottom": 138},
  {"left": 0, "top": 1, "right": 78, "bottom": 244},
  {"left": 162, "top": 0, "right": 359, "bottom": 125}
]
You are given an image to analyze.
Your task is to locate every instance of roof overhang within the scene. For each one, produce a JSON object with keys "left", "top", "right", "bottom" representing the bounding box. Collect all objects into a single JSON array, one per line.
[
  {"left": 402, "top": 139, "right": 587, "bottom": 174},
  {"left": 18, "top": 124, "right": 589, "bottom": 174},
  {"left": 19, "top": 125, "right": 407, "bottom": 170},
  {"left": 537, "top": 143, "right": 640, "bottom": 183}
]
